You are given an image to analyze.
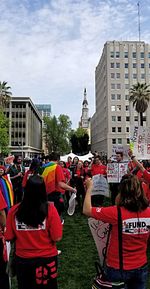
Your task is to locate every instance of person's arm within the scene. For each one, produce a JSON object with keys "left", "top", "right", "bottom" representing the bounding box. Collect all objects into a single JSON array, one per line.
[
  {"left": 0, "top": 209, "right": 6, "bottom": 232},
  {"left": 128, "top": 149, "right": 145, "bottom": 173},
  {"left": 58, "top": 181, "right": 77, "bottom": 193},
  {"left": 83, "top": 178, "right": 93, "bottom": 217}
]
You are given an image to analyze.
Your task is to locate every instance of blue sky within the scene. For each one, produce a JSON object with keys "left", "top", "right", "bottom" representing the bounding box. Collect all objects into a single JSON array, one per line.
[{"left": 0, "top": 0, "right": 150, "bottom": 128}]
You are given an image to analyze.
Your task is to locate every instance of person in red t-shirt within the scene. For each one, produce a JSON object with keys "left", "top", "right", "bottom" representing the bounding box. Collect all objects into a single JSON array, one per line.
[
  {"left": 83, "top": 175, "right": 150, "bottom": 289},
  {"left": 5, "top": 175, "right": 62, "bottom": 289},
  {"left": 0, "top": 190, "right": 9, "bottom": 289},
  {"left": 128, "top": 150, "right": 150, "bottom": 184}
]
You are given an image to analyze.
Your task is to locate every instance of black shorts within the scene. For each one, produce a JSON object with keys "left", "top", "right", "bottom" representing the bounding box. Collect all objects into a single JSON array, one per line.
[{"left": 16, "top": 255, "right": 58, "bottom": 289}]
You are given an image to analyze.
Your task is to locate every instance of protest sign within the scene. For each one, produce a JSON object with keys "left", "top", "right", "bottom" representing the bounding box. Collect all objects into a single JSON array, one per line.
[
  {"left": 107, "top": 163, "right": 128, "bottom": 183},
  {"left": 88, "top": 218, "right": 109, "bottom": 266},
  {"left": 130, "top": 126, "right": 150, "bottom": 160},
  {"left": 92, "top": 175, "right": 109, "bottom": 197},
  {"left": 112, "top": 145, "right": 129, "bottom": 161}
]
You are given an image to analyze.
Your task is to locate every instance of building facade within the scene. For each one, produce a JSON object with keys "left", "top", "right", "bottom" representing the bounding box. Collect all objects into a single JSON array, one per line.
[
  {"left": 36, "top": 104, "right": 51, "bottom": 118},
  {"left": 91, "top": 41, "right": 150, "bottom": 158},
  {"left": 5, "top": 97, "right": 42, "bottom": 158},
  {"left": 79, "top": 88, "right": 91, "bottom": 143}
]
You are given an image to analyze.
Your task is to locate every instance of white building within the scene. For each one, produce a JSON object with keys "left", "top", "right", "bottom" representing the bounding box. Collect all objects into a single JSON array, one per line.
[{"left": 91, "top": 41, "right": 150, "bottom": 157}]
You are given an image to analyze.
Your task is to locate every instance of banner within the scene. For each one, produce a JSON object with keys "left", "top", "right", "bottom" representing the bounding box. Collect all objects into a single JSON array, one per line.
[
  {"left": 130, "top": 126, "right": 150, "bottom": 160},
  {"left": 88, "top": 218, "right": 109, "bottom": 266},
  {"left": 107, "top": 163, "right": 128, "bottom": 183},
  {"left": 4, "top": 155, "right": 15, "bottom": 165},
  {"left": 92, "top": 175, "right": 109, "bottom": 197}
]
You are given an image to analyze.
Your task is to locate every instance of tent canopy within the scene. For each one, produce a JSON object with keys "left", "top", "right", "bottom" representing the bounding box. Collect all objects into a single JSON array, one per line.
[{"left": 60, "top": 152, "right": 93, "bottom": 162}]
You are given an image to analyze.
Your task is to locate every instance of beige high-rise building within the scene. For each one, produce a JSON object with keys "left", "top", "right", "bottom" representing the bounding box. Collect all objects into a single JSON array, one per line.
[
  {"left": 91, "top": 41, "right": 150, "bottom": 158},
  {"left": 4, "top": 97, "right": 42, "bottom": 158}
]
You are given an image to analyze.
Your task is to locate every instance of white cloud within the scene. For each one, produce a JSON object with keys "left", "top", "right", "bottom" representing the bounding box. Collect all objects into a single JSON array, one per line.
[{"left": 0, "top": 0, "right": 150, "bottom": 127}]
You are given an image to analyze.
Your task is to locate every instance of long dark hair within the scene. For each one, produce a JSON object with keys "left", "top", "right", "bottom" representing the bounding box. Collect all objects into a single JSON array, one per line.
[
  {"left": 118, "top": 174, "right": 149, "bottom": 212},
  {"left": 16, "top": 175, "right": 48, "bottom": 227}
]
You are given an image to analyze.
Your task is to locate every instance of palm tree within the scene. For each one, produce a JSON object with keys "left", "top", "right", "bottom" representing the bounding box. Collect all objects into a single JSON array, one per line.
[
  {"left": 0, "top": 81, "right": 12, "bottom": 108},
  {"left": 129, "top": 82, "right": 150, "bottom": 126}
]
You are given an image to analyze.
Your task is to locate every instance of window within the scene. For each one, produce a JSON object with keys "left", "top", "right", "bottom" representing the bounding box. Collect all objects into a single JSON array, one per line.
[
  {"left": 112, "top": 127, "right": 116, "bottom": 132},
  {"left": 134, "top": 116, "right": 138, "bottom": 121},
  {"left": 111, "top": 73, "right": 115, "bottom": 78},
  {"left": 118, "top": 138, "right": 122, "bottom": 144},
  {"left": 116, "top": 83, "right": 121, "bottom": 89},
  {"left": 141, "top": 63, "right": 144, "bottom": 68},
  {"left": 111, "top": 63, "right": 114, "bottom": 68},
  {"left": 111, "top": 94, "right": 115, "bottom": 100},
  {"left": 111, "top": 83, "right": 115, "bottom": 89},
  {"left": 124, "top": 52, "right": 128, "bottom": 58},
  {"left": 116, "top": 52, "right": 120, "bottom": 58},
  {"left": 111, "top": 105, "right": 116, "bottom": 111},
  {"left": 125, "top": 73, "right": 128, "bottom": 79},
  {"left": 125, "top": 84, "right": 129, "bottom": 89},
  {"left": 116, "top": 105, "right": 121, "bottom": 111},
  {"left": 141, "top": 74, "right": 145, "bottom": 79},
  {"left": 126, "top": 127, "right": 129, "bottom": 132},
  {"left": 117, "top": 94, "right": 121, "bottom": 100},
  {"left": 116, "top": 63, "right": 120, "bottom": 68},
  {"left": 125, "top": 94, "right": 129, "bottom": 100},
  {"left": 126, "top": 105, "right": 129, "bottom": 111},
  {"left": 112, "top": 139, "right": 116, "bottom": 144},
  {"left": 149, "top": 64, "right": 150, "bottom": 68},
  {"left": 118, "top": 127, "right": 122, "bottom": 132},
  {"left": 133, "top": 63, "right": 137, "bottom": 68},
  {"left": 132, "top": 52, "right": 136, "bottom": 58},
  {"left": 127, "top": 138, "right": 130, "bottom": 144},
  {"left": 116, "top": 73, "right": 120, "bottom": 79},
  {"left": 125, "top": 63, "right": 128, "bottom": 68},
  {"left": 143, "top": 116, "right": 146, "bottom": 121},
  {"left": 112, "top": 116, "right": 116, "bottom": 121},
  {"left": 140, "top": 52, "right": 144, "bottom": 58},
  {"left": 148, "top": 52, "right": 150, "bottom": 58},
  {"left": 126, "top": 116, "right": 130, "bottom": 121},
  {"left": 133, "top": 74, "right": 137, "bottom": 79},
  {"left": 110, "top": 51, "right": 114, "bottom": 58},
  {"left": 117, "top": 116, "right": 121, "bottom": 121}
]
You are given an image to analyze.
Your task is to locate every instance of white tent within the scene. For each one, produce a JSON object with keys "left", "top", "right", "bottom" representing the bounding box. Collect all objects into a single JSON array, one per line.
[
  {"left": 60, "top": 152, "right": 78, "bottom": 162},
  {"left": 60, "top": 152, "right": 93, "bottom": 162}
]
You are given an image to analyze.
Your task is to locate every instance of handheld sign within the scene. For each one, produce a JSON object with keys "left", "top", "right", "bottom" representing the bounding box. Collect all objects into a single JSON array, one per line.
[{"left": 92, "top": 174, "right": 109, "bottom": 197}]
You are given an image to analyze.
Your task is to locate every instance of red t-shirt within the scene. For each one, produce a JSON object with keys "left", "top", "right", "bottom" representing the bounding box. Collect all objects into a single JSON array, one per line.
[
  {"left": 5, "top": 203, "right": 62, "bottom": 258},
  {"left": 91, "top": 164, "right": 107, "bottom": 176},
  {"left": 143, "top": 170, "right": 150, "bottom": 184},
  {"left": 91, "top": 206, "right": 150, "bottom": 270},
  {"left": 0, "top": 190, "right": 7, "bottom": 238}
]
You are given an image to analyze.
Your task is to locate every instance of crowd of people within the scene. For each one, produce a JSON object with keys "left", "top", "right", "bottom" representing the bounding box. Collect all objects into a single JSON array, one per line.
[{"left": 0, "top": 150, "right": 150, "bottom": 288}]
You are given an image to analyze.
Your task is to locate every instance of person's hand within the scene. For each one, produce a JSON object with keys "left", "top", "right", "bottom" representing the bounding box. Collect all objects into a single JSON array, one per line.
[
  {"left": 85, "top": 177, "right": 93, "bottom": 190},
  {"left": 128, "top": 149, "right": 133, "bottom": 158},
  {"left": 72, "top": 187, "right": 77, "bottom": 194}
]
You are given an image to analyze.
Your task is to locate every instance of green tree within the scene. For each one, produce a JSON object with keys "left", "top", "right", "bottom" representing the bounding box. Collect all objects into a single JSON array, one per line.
[
  {"left": 70, "top": 127, "right": 89, "bottom": 155},
  {"left": 43, "top": 114, "right": 72, "bottom": 154},
  {"left": 129, "top": 82, "right": 150, "bottom": 126},
  {"left": 0, "top": 81, "right": 12, "bottom": 107},
  {"left": 0, "top": 110, "right": 9, "bottom": 155}
]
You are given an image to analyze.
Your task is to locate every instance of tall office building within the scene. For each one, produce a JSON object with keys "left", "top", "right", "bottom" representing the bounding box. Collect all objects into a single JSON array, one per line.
[
  {"left": 4, "top": 97, "right": 42, "bottom": 158},
  {"left": 91, "top": 41, "right": 150, "bottom": 158},
  {"left": 36, "top": 104, "right": 51, "bottom": 118}
]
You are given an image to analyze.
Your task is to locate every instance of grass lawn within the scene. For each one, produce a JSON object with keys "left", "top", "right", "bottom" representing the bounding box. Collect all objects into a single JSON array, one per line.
[{"left": 11, "top": 203, "right": 150, "bottom": 289}]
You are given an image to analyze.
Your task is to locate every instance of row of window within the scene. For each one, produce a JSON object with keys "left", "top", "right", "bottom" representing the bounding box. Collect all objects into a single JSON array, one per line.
[
  {"left": 111, "top": 94, "right": 129, "bottom": 100},
  {"left": 11, "top": 141, "right": 25, "bottom": 146},
  {"left": 112, "top": 116, "right": 146, "bottom": 122},
  {"left": 111, "top": 73, "right": 145, "bottom": 79},
  {"left": 112, "top": 138, "right": 130, "bottom": 144},
  {"left": 112, "top": 127, "right": 129, "bottom": 133},
  {"left": 110, "top": 51, "right": 150, "bottom": 59},
  {"left": 111, "top": 105, "right": 129, "bottom": 111},
  {"left": 12, "top": 112, "right": 26, "bottom": 118},
  {"left": 111, "top": 83, "right": 135, "bottom": 90},
  {"left": 110, "top": 63, "right": 150, "bottom": 69},
  {"left": 11, "top": 132, "right": 25, "bottom": 138},
  {"left": 11, "top": 122, "right": 26, "bottom": 128},
  {"left": 12, "top": 104, "right": 26, "bottom": 108}
]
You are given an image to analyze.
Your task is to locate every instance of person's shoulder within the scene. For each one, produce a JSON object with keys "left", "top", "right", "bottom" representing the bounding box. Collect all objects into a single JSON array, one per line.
[{"left": 8, "top": 203, "right": 20, "bottom": 214}]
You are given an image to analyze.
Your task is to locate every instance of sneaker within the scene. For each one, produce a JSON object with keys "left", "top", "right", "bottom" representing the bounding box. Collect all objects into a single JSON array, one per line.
[{"left": 57, "top": 250, "right": 62, "bottom": 255}]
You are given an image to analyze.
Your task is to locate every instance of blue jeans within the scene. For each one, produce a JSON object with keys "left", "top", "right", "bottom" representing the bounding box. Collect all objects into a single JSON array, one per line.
[{"left": 105, "top": 263, "right": 148, "bottom": 289}]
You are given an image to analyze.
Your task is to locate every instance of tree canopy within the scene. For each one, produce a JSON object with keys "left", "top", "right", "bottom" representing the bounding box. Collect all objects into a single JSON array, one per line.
[
  {"left": 70, "top": 127, "right": 89, "bottom": 155},
  {"left": 43, "top": 114, "right": 72, "bottom": 155},
  {"left": 0, "top": 81, "right": 12, "bottom": 108},
  {"left": 129, "top": 82, "right": 150, "bottom": 126},
  {"left": 0, "top": 110, "right": 10, "bottom": 155}
]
